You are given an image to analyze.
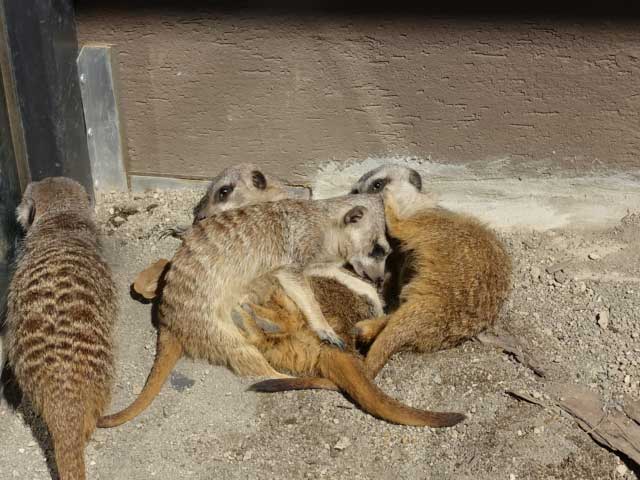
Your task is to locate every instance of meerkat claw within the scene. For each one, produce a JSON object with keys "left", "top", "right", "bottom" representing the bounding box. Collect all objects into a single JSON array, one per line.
[
  {"left": 241, "top": 304, "right": 283, "bottom": 334},
  {"left": 158, "top": 226, "right": 187, "bottom": 240},
  {"left": 318, "top": 330, "right": 346, "bottom": 350},
  {"left": 230, "top": 308, "right": 248, "bottom": 332}
]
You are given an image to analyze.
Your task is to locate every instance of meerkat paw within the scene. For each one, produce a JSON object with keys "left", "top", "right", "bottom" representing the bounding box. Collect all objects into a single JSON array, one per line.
[
  {"left": 353, "top": 318, "right": 388, "bottom": 345},
  {"left": 131, "top": 258, "right": 170, "bottom": 300},
  {"left": 240, "top": 303, "right": 284, "bottom": 334},
  {"left": 158, "top": 225, "right": 188, "bottom": 240},
  {"left": 315, "top": 328, "right": 346, "bottom": 350}
]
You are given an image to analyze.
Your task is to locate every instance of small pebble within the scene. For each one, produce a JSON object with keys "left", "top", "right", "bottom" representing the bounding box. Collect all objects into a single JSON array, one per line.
[
  {"left": 588, "top": 252, "right": 601, "bottom": 260},
  {"left": 597, "top": 310, "right": 609, "bottom": 330},
  {"left": 616, "top": 464, "right": 628, "bottom": 476},
  {"left": 334, "top": 437, "right": 351, "bottom": 451}
]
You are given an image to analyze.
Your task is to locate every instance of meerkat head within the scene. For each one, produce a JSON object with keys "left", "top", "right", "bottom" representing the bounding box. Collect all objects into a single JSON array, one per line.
[
  {"left": 350, "top": 164, "right": 435, "bottom": 219},
  {"left": 330, "top": 194, "right": 390, "bottom": 288},
  {"left": 192, "top": 164, "right": 311, "bottom": 223},
  {"left": 16, "top": 177, "right": 92, "bottom": 231}
]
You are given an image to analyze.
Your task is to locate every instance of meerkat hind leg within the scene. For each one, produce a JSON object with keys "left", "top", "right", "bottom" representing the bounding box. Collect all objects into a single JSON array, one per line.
[{"left": 274, "top": 269, "right": 346, "bottom": 350}]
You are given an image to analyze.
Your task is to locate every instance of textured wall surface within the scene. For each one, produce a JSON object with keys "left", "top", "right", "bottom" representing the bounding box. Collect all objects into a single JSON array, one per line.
[{"left": 75, "top": 9, "right": 640, "bottom": 181}]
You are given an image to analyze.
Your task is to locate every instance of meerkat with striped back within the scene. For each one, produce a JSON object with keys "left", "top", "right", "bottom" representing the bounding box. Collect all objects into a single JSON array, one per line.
[{"left": 7, "top": 177, "right": 116, "bottom": 480}]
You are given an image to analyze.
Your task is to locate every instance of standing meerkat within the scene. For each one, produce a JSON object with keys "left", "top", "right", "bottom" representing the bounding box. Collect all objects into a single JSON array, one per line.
[
  {"left": 253, "top": 164, "right": 511, "bottom": 392},
  {"left": 98, "top": 194, "right": 390, "bottom": 427},
  {"left": 6, "top": 177, "right": 116, "bottom": 480}
]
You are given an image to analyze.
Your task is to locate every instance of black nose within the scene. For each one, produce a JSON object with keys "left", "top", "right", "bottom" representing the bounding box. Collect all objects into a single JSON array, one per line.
[{"left": 194, "top": 212, "right": 207, "bottom": 223}]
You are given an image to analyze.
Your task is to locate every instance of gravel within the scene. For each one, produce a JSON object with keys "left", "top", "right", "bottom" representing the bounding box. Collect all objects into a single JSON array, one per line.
[{"left": 0, "top": 188, "right": 638, "bottom": 480}]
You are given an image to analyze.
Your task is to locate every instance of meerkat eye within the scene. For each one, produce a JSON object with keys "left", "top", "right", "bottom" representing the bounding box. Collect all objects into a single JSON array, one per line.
[
  {"left": 369, "top": 178, "right": 387, "bottom": 193},
  {"left": 217, "top": 185, "right": 234, "bottom": 202},
  {"left": 370, "top": 243, "right": 388, "bottom": 259},
  {"left": 251, "top": 171, "right": 267, "bottom": 190}
]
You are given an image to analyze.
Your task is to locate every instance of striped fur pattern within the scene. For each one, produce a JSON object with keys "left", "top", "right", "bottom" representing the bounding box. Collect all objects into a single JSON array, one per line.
[{"left": 7, "top": 177, "right": 115, "bottom": 480}]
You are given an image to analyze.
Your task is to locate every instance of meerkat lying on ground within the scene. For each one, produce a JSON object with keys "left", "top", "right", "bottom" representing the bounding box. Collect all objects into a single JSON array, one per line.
[
  {"left": 237, "top": 275, "right": 465, "bottom": 427},
  {"left": 7, "top": 177, "right": 117, "bottom": 480},
  {"left": 251, "top": 164, "right": 511, "bottom": 393},
  {"left": 98, "top": 194, "right": 391, "bottom": 427}
]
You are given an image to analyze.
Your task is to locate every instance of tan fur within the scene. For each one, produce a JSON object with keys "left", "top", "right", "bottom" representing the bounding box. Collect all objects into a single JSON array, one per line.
[
  {"left": 7, "top": 177, "right": 116, "bottom": 480},
  {"left": 243, "top": 277, "right": 465, "bottom": 427},
  {"left": 359, "top": 196, "right": 512, "bottom": 377},
  {"left": 98, "top": 195, "right": 390, "bottom": 427}
]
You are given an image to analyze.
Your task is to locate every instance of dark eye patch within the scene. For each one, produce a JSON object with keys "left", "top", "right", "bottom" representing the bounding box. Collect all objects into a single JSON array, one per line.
[
  {"left": 370, "top": 243, "right": 388, "bottom": 259},
  {"left": 367, "top": 177, "right": 389, "bottom": 194},
  {"left": 217, "top": 184, "right": 234, "bottom": 202},
  {"left": 251, "top": 171, "right": 267, "bottom": 190}
]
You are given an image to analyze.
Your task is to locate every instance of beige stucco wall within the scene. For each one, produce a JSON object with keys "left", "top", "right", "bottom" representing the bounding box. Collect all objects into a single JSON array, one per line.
[{"left": 75, "top": 8, "right": 640, "bottom": 182}]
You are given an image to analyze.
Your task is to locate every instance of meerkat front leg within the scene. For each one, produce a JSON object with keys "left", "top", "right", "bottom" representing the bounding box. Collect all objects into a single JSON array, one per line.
[{"left": 274, "top": 268, "right": 346, "bottom": 349}]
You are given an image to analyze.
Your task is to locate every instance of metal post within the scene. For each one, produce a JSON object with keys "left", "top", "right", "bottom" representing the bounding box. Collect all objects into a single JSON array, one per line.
[{"left": 1, "top": 0, "right": 94, "bottom": 197}]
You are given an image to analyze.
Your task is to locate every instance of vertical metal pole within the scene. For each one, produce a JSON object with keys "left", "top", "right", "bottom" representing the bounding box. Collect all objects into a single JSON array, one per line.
[{"left": 1, "top": 0, "right": 94, "bottom": 197}]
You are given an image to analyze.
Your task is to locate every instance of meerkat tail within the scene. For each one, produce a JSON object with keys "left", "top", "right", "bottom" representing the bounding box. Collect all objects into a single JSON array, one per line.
[
  {"left": 98, "top": 327, "right": 182, "bottom": 428},
  {"left": 319, "top": 349, "right": 464, "bottom": 427},
  {"left": 45, "top": 401, "right": 87, "bottom": 480},
  {"left": 248, "top": 377, "right": 340, "bottom": 393},
  {"left": 251, "top": 349, "right": 465, "bottom": 428}
]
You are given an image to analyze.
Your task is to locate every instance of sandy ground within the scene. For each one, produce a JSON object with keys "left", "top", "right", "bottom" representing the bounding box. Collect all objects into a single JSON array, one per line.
[{"left": 1, "top": 181, "right": 639, "bottom": 480}]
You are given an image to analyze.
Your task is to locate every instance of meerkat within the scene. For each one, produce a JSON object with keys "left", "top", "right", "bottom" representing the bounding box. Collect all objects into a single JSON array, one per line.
[
  {"left": 161, "top": 163, "right": 311, "bottom": 239},
  {"left": 237, "top": 274, "right": 465, "bottom": 427},
  {"left": 6, "top": 177, "right": 116, "bottom": 480},
  {"left": 253, "top": 164, "right": 511, "bottom": 392},
  {"left": 141, "top": 164, "right": 312, "bottom": 298},
  {"left": 98, "top": 194, "right": 390, "bottom": 427}
]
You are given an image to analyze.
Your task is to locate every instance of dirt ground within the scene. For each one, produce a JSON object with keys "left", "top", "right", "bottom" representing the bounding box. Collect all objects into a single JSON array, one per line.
[{"left": 1, "top": 185, "right": 639, "bottom": 480}]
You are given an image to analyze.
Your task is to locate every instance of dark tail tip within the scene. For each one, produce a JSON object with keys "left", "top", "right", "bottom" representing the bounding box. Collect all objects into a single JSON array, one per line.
[
  {"left": 248, "top": 379, "right": 300, "bottom": 393},
  {"left": 431, "top": 411, "right": 466, "bottom": 428}
]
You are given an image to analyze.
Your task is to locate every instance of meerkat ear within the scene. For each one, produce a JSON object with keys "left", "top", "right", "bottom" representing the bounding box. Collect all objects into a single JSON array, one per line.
[
  {"left": 251, "top": 170, "right": 267, "bottom": 190},
  {"left": 409, "top": 169, "right": 422, "bottom": 191},
  {"left": 343, "top": 206, "right": 366, "bottom": 225},
  {"left": 16, "top": 198, "right": 35, "bottom": 230}
]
